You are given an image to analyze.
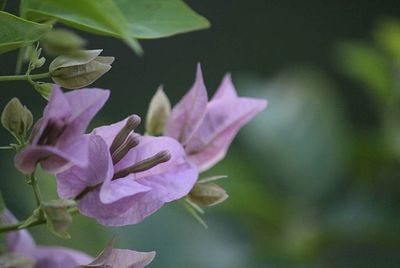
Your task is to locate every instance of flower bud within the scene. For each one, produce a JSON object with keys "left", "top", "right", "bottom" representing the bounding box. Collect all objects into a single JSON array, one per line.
[
  {"left": 188, "top": 183, "right": 228, "bottom": 207},
  {"left": 32, "top": 82, "right": 54, "bottom": 100},
  {"left": 41, "top": 28, "right": 86, "bottom": 56},
  {"left": 1, "top": 98, "right": 33, "bottom": 139},
  {"left": 145, "top": 86, "right": 171, "bottom": 135},
  {"left": 49, "top": 49, "right": 114, "bottom": 89},
  {"left": 41, "top": 199, "right": 75, "bottom": 239}
]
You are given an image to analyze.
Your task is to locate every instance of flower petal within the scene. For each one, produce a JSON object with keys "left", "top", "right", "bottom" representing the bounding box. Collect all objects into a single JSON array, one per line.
[
  {"left": 78, "top": 161, "right": 197, "bottom": 226},
  {"left": 1, "top": 210, "right": 36, "bottom": 255},
  {"left": 186, "top": 97, "right": 267, "bottom": 171},
  {"left": 99, "top": 175, "right": 151, "bottom": 204},
  {"left": 64, "top": 88, "right": 110, "bottom": 133},
  {"left": 211, "top": 73, "right": 238, "bottom": 101},
  {"left": 33, "top": 247, "right": 93, "bottom": 268},
  {"left": 15, "top": 134, "right": 90, "bottom": 174},
  {"left": 165, "top": 64, "right": 208, "bottom": 144},
  {"left": 113, "top": 136, "right": 186, "bottom": 177},
  {"left": 56, "top": 135, "right": 113, "bottom": 198}
]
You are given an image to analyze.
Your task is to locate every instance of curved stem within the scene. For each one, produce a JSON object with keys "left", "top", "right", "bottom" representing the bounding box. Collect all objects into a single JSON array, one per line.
[
  {"left": 0, "top": 72, "right": 50, "bottom": 82},
  {"left": 0, "top": 207, "right": 78, "bottom": 233}
]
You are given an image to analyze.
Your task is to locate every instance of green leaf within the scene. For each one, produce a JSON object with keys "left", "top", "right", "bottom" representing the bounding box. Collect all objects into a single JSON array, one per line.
[
  {"left": 0, "top": 11, "right": 51, "bottom": 54},
  {"left": 374, "top": 17, "right": 400, "bottom": 61},
  {"left": 114, "top": 0, "right": 210, "bottom": 39},
  {"left": 20, "top": 0, "right": 142, "bottom": 53},
  {"left": 335, "top": 42, "right": 392, "bottom": 104},
  {"left": 20, "top": 0, "right": 209, "bottom": 53}
]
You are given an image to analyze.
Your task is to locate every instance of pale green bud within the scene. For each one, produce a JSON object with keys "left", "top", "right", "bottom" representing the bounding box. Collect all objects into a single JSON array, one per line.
[
  {"left": 1, "top": 98, "right": 33, "bottom": 139},
  {"left": 145, "top": 86, "right": 171, "bottom": 135},
  {"left": 32, "top": 82, "right": 55, "bottom": 100},
  {"left": 42, "top": 199, "right": 75, "bottom": 239},
  {"left": 49, "top": 49, "right": 114, "bottom": 89},
  {"left": 41, "top": 28, "right": 86, "bottom": 56},
  {"left": 188, "top": 183, "right": 229, "bottom": 207}
]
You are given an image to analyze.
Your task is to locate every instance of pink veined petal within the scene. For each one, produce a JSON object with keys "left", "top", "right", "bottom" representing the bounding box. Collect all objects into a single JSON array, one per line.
[
  {"left": 78, "top": 162, "right": 197, "bottom": 226},
  {"left": 186, "top": 97, "right": 267, "bottom": 171},
  {"left": 102, "top": 249, "right": 155, "bottom": 268},
  {"left": 99, "top": 174, "right": 151, "bottom": 204},
  {"left": 56, "top": 135, "right": 113, "bottom": 198},
  {"left": 33, "top": 247, "right": 93, "bottom": 268},
  {"left": 2, "top": 210, "right": 36, "bottom": 255},
  {"left": 31, "top": 87, "right": 71, "bottom": 145},
  {"left": 113, "top": 136, "right": 187, "bottom": 179},
  {"left": 165, "top": 64, "right": 208, "bottom": 144},
  {"left": 211, "top": 73, "right": 238, "bottom": 101},
  {"left": 64, "top": 88, "right": 110, "bottom": 132},
  {"left": 15, "top": 135, "right": 90, "bottom": 174}
]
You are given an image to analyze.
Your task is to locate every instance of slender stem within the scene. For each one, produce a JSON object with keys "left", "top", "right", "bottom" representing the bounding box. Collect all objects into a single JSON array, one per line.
[
  {"left": 29, "top": 173, "right": 42, "bottom": 208},
  {"left": 0, "top": 207, "right": 78, "bottom": 233},
  {"left": 0, "top": 72, "right": 50, "bottom": 82}
]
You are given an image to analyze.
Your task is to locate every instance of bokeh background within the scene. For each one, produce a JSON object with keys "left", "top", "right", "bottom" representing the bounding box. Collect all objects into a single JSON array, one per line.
[{"left": 2, "top": 0, "right": 400, "bottom": 267}]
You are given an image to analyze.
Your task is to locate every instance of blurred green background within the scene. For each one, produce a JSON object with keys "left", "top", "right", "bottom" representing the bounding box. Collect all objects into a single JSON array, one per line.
[{"left": 2, "top": 0, "right": 400, "bottom": 267}]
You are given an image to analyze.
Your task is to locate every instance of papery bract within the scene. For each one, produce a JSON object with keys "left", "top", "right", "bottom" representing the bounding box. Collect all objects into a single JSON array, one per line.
[
  {"left": 1, "top": 210, "right": 154, "bottom": 268},
  {"left": 15, "top": 86, "right": 109, "bottom": 174},
  {"left": 1, "top": 210, "right": 92, "bottom": 268},
  {"left": 165, "top": 64, "right": 267, "bottom": 171},
  {"left": 57, "top": 115, "right": 198, "bottom": 226}
]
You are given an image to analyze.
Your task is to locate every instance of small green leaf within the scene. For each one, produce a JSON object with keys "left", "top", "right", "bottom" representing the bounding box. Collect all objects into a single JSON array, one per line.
[{"left": 0, "top": 11, "right": 51, "bottom": 54}]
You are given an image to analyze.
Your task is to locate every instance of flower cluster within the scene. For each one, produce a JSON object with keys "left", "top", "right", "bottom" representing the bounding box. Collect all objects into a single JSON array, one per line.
[
  {"left": 0, "top": 210, "right": 154, "bottom": 268},
  {"left": 1, "top": 64, "right": 266, "bottom": 267}
]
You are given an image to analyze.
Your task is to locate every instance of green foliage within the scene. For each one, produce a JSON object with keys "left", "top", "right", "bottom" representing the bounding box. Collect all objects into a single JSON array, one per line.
[
  {"left": 0, "top": 11, "right": 50, "bottom": 54},
  {"left": 114, "top": 0, "right": 210, "bottom": 39},
  {"left": 20, "top": 0, "right": 210, "bottom": 54},
  {"left": 336, "top": 42, "right": 392, "bottom": 104}
]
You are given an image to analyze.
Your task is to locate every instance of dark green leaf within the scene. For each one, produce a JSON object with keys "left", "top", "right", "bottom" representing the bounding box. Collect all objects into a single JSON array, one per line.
[
  {"left": 20, "top": 0, "right": 142, "bottom": 53},
  {"left": 0, "top": 11, "right": 51, "bottom": 54},
  {"left": 20, "top": 0, "right": 210, "bottom": 53}
]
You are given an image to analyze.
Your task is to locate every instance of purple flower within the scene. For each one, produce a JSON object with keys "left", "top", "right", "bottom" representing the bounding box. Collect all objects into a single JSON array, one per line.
[
  {"left": 1, "top": 209, "right": 92, "bottom": 268},
  {"left": 165, "top": 65, "right": 267, "bottom": 171},
  {"left": 56, "top": 115, "right": 198, "bottom": 226},
  {"left": 15, "top": 86, "right": 109, "bottom": 174},
  {"left": 1, "top": 210, "right": 155, "bottom": 268}
]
